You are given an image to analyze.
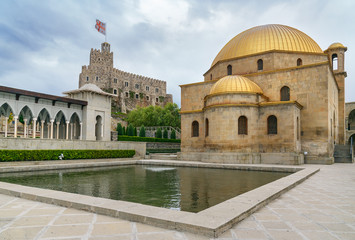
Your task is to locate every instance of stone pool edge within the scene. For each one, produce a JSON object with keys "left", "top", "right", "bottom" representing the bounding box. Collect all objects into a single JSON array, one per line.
[{"left": 0, "top": 160, "right": 319, "bottom": 237}]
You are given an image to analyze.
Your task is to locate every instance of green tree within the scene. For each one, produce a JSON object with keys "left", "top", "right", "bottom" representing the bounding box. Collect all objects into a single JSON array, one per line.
[
  {"left": 134, "top": 127, "right": 137, "bottom": 136},
  {"left": 116, "top": 123, "right": 123, "bottom": 135},
  {"left": 122, "top": 126, "right": 126, "bottom": 135},
  {"left": 170, "top": 129, "right": 176, "bottom": 139},
  {"left": 156, "top": 128, "right": 162, "bottom": 138},
  {"left": 163, "top": 129, "right": 168, "bottom": 139},
  {"left": 139, "top": 125, "right": 146, "bottom": 137},
  {"left": 127, "top": 124, "right": 134, "bottom": 136}
]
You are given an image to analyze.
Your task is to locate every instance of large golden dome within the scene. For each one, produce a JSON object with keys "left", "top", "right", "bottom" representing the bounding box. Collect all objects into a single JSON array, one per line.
[
  {"left": 211, "top": 24, "right": 323, "bottom": 67},
  {"left": 210, "top": 75, "right": 263, "bottom": 95}
]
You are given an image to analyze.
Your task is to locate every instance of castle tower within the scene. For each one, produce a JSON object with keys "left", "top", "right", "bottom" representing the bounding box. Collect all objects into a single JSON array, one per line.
[
  {"left": 325, "top": 43, "right": 347, "bottom": 144},
  {"left": 89, "top": 42, "right": 113, "bottom": 68}
]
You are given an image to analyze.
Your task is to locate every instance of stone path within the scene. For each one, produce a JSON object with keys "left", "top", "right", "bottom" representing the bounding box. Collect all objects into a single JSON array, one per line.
[{"left": 0, "top": 163, "right": 354, "bottom": 239}]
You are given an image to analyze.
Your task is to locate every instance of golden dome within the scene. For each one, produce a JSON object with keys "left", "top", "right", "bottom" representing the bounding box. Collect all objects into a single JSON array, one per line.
[
  {"left": 211, "top": 24, "right": 323, "bottom": 67},
  {"left": 209, "top": 75, "right": 263, "bottom": 95},
  {"left": 327, "top": 42, "right": 347, "bottom": 50}
]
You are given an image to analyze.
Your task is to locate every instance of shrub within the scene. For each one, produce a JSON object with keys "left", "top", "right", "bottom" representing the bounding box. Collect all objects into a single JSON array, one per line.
[
  {"left": 116, "top": 123, "right": 123, "bottom": 135},
  {"left": 117, "top": 135, "right": 180, "bottom": 143},
  {"left": 156, "top": 128, "right": 162, "bottom": 138},
  {"left": 122, "top": 126, "right": 126, "bottom": 135},
  {"left": 139, "top": 125, "right": 146, "bottom": 137},
  {"left": 170, "top": 129, "right": 176, "bottom": 139},
  {"left": 127, "top": 124, "right": 134, "bottom": 136},
  {"left": 163, "top": 129, "right": 168, "bottom": 139},
  {"left": 0, "top": 149, "right": 136, "bottom": 162}
]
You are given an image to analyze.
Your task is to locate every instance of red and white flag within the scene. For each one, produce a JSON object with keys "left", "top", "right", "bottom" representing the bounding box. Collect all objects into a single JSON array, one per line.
[{"left": 95, "top": 19, "right": 106, "bottom": 35}]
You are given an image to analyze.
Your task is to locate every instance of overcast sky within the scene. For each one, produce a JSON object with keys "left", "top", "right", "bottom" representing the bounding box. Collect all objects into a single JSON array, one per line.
[{"left": 0, "top": 0, "right": 354, "bottom": 106}]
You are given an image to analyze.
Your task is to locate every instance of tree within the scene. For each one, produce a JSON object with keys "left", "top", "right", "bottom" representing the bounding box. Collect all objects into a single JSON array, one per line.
[
  {"left": 122, "top": 126, "right": 126, "bottom": 135},
  {"left": 126, "top": 103, "right": 180, "bottom": 128},
  {"left": 134, "top": 127, "right": 137, "bottom": 136},
  {"left": 163, "top": 129, "right": 168, "bottom": 139},
  {"left": 156, "top": 128, "right": 162, "bottom": 138},
  {"left": 116, "top": 123, "right": 123, "bottom": 135},
  {"left": 139, "top": 125, "right": 146, "bottom": 137},
  {"left": 127, "top": 124, "right": 134, "bottom": 136},
  {"left": 170, "top": 129, "right": 176, "bottom": 139}
]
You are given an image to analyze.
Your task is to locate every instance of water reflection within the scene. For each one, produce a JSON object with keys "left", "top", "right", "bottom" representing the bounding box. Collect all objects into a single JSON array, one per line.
[{"left": 0, "top": 165, "right": 289, "bottom": 213}]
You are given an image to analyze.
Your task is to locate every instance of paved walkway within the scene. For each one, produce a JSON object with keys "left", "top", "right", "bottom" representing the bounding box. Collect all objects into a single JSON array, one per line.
[{"left": 0, "top": 163, "right": 354, "bottom": 240}]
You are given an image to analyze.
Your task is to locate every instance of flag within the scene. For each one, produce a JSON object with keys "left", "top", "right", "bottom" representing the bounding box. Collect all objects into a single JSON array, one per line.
[{"left": 95, "top": 19, "right": 106, "bottom": 35}]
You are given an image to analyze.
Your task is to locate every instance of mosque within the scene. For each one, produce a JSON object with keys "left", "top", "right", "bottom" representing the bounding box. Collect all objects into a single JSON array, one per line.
[{"left": 180, "top": 24, "right": 348, "bottom": 165}]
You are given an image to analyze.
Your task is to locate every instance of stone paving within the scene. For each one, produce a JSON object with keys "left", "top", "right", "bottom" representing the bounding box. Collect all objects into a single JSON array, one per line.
[{"left": 0, "top": 163, "right": 354, "bottom": 239}]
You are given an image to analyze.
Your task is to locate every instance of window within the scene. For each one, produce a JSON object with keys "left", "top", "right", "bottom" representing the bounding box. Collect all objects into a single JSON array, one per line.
[
  {"left": 280, "top": 86, "right": 290, "bottom": 101},
  {"left": 297, "top": 58, "right": 302, "bottom": 66},
  {"left": 146, "top": 86, "right": 150, "bottom": 91},
  {"left": 125, "top": 92, "right": 129, "bottom": 97},
  {"left": 205, "top": 118, "right": 209, "bottom": 137},
  {"left": 125, "top": 82, "right": 129, "bottom": 87},
  {"left": 113, "top": 89, "right": 117, "bottom": 95},
  {"left": 96, "top": 76, "right": 99, "bottom": 81},
  {"left": 257, "top": 59, "right": 263, "bottom": 71},
  {"left": 156, "top": 98, "right": 159, "bottom": 102},
  {"left": 155, "top": 88, "right": 159, "bottom": 93},
  {"left": 238, "top": 116, "right": 248, "bottom": 135},
  {"left": 210, "top": 74, "right": 212, "bottom": 80},
  {"left": 135, "top": 94, "right": 139, "bottom": 99},
  {"left": 227, "top": 65, "right": 232, "bottom": 75},
  {"left": 135, "top": 84, "right": 140, "bottom": 89},
  {"left": 267, "top": 115, "right": 277, "bottom": 134},
  {"left": 332, "top": 54, "right": 338, "bottom": 70},
  {"left": 146, "top": 96, "right": 150, "bottom": 101},
  {"left": 86, "top": 76, "right": 89, "bottom": 81},
  {"left": 192, "top": 121, "right": 199, "bottom": 137},
  {"left": 114, "top": 78, "right": 117, "bottom": 83}
]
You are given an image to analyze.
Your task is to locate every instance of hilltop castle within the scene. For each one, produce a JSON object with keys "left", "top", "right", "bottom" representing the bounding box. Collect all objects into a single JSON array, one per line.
[{"left": 79, "top": 42, "right": 173, "bottom": 113}]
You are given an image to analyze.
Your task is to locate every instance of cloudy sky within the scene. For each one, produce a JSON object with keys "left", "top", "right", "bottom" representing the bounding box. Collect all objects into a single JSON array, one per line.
[{"left": 0, "top": 0, "right": 354, "bottom": 106}]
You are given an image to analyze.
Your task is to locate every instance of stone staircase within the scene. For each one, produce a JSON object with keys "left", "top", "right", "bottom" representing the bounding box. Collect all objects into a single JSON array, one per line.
[{"left": 334, "top": 144, "right": 353, "bottom": 163}]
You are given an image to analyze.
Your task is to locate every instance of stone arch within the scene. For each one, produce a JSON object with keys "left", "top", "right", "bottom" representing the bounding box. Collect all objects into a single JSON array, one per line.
[
  {"left": 54, "top": 110, "right": 66, "bottom": 139},
  {"left": 18, "top": 106, "right": 34, "bottom": 138},
  {"left": 0, "top": 103, "right": 15, "bottom": 138},
  {"left": 38, "top": 108, "right": 51, "bottom": 139},
  {"left": 69, "top": 112, "right": 81, "bottom": 140},
  {"left": 95, "top": 115, "right": 103, "bottom": 140},
  {"left": 332, "top": 53, "right": 338, "bottom": 70},
  {"left": 0, "top": 103, "right": 14, "bottom": 117},
  {"left": 349, "top": 134, "right": 355, "bottom": 145},
  {"left": 348, "top": 109, "right": 355, "bottom": 130}
]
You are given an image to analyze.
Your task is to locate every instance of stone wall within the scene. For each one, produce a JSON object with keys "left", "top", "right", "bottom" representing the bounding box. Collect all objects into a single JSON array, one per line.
[
  {"left": 146, "top": 142, "right": 180, "bottom": 150},
  {"left": 0, "top": 138, "right": 146, "bottom": 157}
]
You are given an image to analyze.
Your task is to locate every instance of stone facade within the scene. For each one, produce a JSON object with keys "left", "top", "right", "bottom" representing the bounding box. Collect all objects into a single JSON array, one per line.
[
  {"left": 79, "top": 42, "right": 173, "bottom": 113},
  {"left": 180, "top": 24, "right": 347, "bottom": 165}
]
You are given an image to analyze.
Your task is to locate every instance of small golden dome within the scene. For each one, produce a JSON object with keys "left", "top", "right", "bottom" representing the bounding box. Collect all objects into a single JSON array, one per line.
[
  {"left": 212, "top": 24, "right": 323, "bottom": 67},
  {"left": 327, "top": 42, "right": 347, "bottom": 50},
  {"left": 209, "top": 75, "right": 263, "bottom": 95}
]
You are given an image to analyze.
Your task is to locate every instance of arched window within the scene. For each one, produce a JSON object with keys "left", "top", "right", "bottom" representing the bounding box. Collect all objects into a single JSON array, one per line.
[
  {"left": 210, "top": 74, "right": 212, "bottom": 80},
  {"left": 227, "top": 65, "right": 232, "bottom": 75},
  {"left": 238, "top": 116, "right": 248, "bottom": 135},
  {"left": 280, "top": 86, "right": 290, "bottom": 101},
  {"left": 205, "top": 118, "right": 209, "bottom": 137},
  {"left": 113, "top": 89, "right": 117, "bottom": 95},
  {"left": 192, "top": 121, "right": 199, "bottom": 137},
  {"left": 257, "top": 59, "right": 263, "bottom": 71},
  {"left": 332, "top": 54, "right": 338, "bottom": 70},
  {"left": 267, "top": 115, "right": 277, "bottom": 134},
  {"left": 297, "top": 58, "right": 302, "bottom": 66}
]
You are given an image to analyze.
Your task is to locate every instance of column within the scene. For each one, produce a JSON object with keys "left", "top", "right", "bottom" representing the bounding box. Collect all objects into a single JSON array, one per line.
[
  {"left": 40, "top": 120, "right": 44, "bottom": 139},
  {"left": 14, "top": 116, "right": 18, "bottom": 138},
  {"left": 50, "top": 119, "right": 54, "bottom": 139},
  {"left": 101, "top": 123, "right": 104, "bottom": 139},
  {"left": 79, "top": 122, "right": 82, "bottom": 140},
  {"left": 23, "top": 119, "right": 27, "bottom": 138},
  {"left": 4, "top": 117, "right": 8, "bottom": 138},
  {"left": 66, "top": 121, "right": 69, "bottom": 140},
  {"left": 56, "top": 122, "right": 60, "bottom": 139},
  {"left": 32, "top": 118, "right": 37, "bottom": 138},
  {"left": 73, "top": 123, "right": 76, "bottom": 138},
  {"left": 47, "top": 124, "right": 50, "bottom": 138}
]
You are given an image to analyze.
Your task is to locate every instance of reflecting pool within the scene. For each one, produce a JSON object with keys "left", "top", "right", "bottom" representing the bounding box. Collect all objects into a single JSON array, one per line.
[{"left": 0, "top": 165, "right": 290, "bottom": 212}]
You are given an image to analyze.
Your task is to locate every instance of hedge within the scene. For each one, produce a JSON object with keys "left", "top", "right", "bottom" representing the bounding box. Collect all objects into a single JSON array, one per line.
[
  {"left": 118, "top": 135, "right": 181, "bottom": 143},
  {"left": 146, "top": 149, "right": 180, "bottom": 154},
  {"left": 0, "top": 149, "right": 136, "bottom": 162}
]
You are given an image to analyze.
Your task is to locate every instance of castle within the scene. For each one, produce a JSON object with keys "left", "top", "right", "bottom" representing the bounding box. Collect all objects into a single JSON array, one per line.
[
  {"left": 79, "top": 42, "right": 173, "bottom": 113},
  {"left": 180, "top": 24, "right": 348, "bottom": 165}
]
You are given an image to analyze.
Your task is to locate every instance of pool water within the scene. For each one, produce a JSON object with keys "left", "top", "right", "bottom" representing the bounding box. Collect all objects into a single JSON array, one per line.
[{"left": 0, "top": 165, "right": 289, "bottom": 212}]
